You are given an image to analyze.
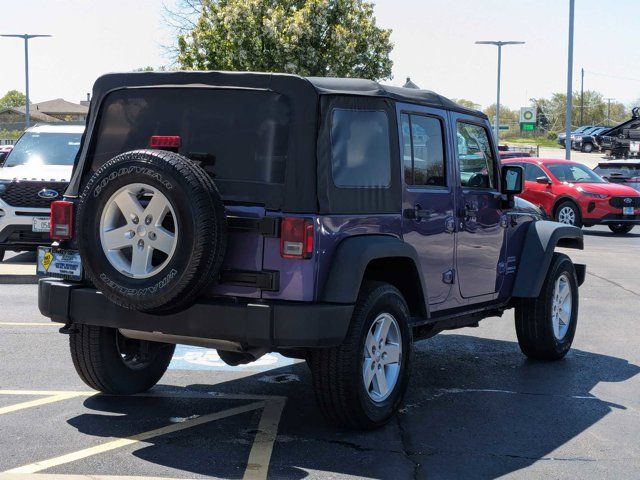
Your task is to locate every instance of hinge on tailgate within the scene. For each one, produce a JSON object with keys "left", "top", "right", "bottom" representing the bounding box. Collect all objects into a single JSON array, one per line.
[
  {"left": 220, "top": 269, "right": 280, "bottom": 291},
  {"left": 226, "top": 216, "right": 281, "bottom": 237}
]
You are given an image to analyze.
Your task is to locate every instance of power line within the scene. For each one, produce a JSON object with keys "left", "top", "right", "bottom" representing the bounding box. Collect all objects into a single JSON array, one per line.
[{"left": 585, "top": 70, "right": 640, "bottom": 83}]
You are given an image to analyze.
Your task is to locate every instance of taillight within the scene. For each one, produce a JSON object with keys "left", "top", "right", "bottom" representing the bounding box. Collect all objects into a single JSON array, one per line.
[
  {"left": 149, "top": 135, "right": 181, "bottom": 149},
  {"left": 280, "top": 217, "right": 314, "bottom": 259},
  {"left": 50, "top": 200, "right": 74, "bottom": 240}
]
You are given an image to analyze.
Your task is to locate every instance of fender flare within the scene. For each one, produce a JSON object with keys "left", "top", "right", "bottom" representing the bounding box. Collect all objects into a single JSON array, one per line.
[
  {"left": 320, "top": 235, "right": 429, "bottom": 314},
  {"left": 512, "top": 220, "right": 585, "bottom": 298}
]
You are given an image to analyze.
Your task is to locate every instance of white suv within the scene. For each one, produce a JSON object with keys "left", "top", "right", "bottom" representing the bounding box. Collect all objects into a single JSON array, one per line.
[{"left": 0, "top": 124, "right": 83, "bottom": 261}]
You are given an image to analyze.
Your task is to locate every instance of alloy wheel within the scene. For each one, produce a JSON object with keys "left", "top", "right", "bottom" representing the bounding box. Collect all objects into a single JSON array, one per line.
[
  {"left": 363, "top": 313, "right": 402, "bottom": 402},
  {"left": 557, "top": 206, "right": 576, "bottom": 225},
  {"left": 99, "top": 183, "right": 178, "bottom": 279},
  {"left": 551, "top": 273, "right": 572, "bottom": 340}
]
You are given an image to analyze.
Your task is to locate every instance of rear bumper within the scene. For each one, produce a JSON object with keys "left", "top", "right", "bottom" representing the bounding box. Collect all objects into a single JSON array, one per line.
[{"left": 38, "top": 278, "right": 353, "bottom": 348}]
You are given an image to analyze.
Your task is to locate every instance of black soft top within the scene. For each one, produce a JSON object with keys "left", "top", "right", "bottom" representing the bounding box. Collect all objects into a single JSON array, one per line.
[{"left": 68, "top": 71, "right": 484, "bottom": 212}]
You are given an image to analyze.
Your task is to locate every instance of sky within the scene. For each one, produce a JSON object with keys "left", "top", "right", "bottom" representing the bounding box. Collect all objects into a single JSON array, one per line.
[{"left": 1, "top": 0, "right": 640, "bottom": 110}]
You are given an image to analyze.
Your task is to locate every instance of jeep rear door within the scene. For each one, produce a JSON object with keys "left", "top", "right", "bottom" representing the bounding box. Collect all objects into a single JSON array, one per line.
[
  {"left": 399, "top": 106, "right": 455, "bottom": 306},
  {"left": 451, "top": 114, "right": 507, "bottom": 299}
]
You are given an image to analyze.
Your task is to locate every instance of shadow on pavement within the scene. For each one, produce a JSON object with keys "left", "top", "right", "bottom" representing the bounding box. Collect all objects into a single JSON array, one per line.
[
  {"left": 68, "top": 334, "right": 639, "bottom": 479},
  {"left": 582, "top": 229, "right": 640, "bottom": 238}
]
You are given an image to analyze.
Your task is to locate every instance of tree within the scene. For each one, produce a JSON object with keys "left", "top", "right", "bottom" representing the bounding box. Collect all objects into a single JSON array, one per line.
[
  {"left": 483, "top": 104, "right": 519, "bottom": 126},
  {"left": 452, "top": 98, "right": 480, "bottom": 110},
  {"left": 174, "top": 0, "right": 394, "bottom": 80},
  {"left": 0, "top": 90, "right": 27, "bottom": 110}
]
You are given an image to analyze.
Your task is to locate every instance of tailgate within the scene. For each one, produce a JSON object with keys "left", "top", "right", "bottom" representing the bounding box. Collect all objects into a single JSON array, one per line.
[{"left": 209, "top": 205, "right": 278, "bottom": 299}]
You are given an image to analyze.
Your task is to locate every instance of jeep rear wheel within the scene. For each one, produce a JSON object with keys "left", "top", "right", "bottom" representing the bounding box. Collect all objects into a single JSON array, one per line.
[
  {"left": 515, "top": 253, "right": 579, "bottom": 360},
  {"left": 69, "top": 324, "right": 175, "bottom": 394},
  {"left": 309, "top": 282, "right": 412, "bottom": 430},
  {"left": 77, "top": 149, "right": 227, "bottom": 313}
]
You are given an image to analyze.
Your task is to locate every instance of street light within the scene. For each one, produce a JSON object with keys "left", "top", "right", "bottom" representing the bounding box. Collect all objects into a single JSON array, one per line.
[
  {"left": 565, "top": 0, "right": 575, "bottom": 160},
  {"left": 475, "top": 40, "right": 525, "bottom": 142},
  {"left": 1, "top": 33, "right": 52, "bottom": 129}
]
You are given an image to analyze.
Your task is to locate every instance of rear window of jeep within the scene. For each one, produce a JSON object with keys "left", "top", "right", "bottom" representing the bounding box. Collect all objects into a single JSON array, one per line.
[{"left": 90, "top": 88, "right": 290, "bottom": 185}]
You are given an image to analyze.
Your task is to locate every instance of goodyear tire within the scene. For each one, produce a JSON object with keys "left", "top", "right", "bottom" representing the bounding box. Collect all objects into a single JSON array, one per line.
[
  {"left": 515, "top": 253, "right": 579, "bottom": 360},
  {"left": 70, "top": 324, "right": 175, "bottom": 394},
  {"left": 309, "top": 282, "right": 412, "bottom": 430},
  {"left": 77, "top": 149, "right": 226, "bottom": 313}
]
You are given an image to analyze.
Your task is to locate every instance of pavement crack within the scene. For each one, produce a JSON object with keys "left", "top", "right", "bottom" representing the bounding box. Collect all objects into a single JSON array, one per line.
[
  {"left": 586, "top": 271, "right": 639, "bottom": 297},
  {"left": 396, "top": 415, "right": 420, "bottom": 479}
]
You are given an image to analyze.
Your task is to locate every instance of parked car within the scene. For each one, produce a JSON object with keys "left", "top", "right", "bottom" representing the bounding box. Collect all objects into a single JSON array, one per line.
[
  {"left": 557, "top": 125, "right": 593, "bottom": 147},
  {"left": 0, "top": 125, "right": 83, "bottom": 261},
  {"left": 593, "top": 159, "right": 640, "bottom": 192},
  {"left": 503, "top": 157, "right": 640, "bottom": 234},
  {"left": 0, "top": 145, "right": 13, "bottom": 163},
  {"left": 499, "top": 151, "right": 532, "bottom": 160},
  {"left": 37, "top": 72, "right": 586, "bottom": 429},
  {"left": 572, "top": 126, "right": 610, "bottom": 153},
  {"left": 596, "top": 108, "right": 640, "bottom": 158}
]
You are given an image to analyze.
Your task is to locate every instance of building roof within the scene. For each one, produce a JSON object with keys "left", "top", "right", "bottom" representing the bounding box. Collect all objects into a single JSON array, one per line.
[
  {"left": 0, "top": 106, "right": 61, "bottom": 123},
  {"left": 29, "top": 98, "right": 89, "bottom": 115}
]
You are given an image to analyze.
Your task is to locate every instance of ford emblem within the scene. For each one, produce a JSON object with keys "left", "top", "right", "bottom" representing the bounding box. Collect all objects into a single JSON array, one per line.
[
  {"left": 623, "top": 197, "right": 632, "bottom": 204},
  {"left": 37, "top": 188, "right": 59, "bottom": 199}
]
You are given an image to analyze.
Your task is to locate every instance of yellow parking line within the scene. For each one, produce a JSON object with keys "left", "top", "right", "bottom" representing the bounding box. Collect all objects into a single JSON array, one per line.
[
  {"left": 0, "top": 390, "right": 94, "bottom": 396},
  {"left": 0, "top": 322, "right": 56, "bottom": 326},
  {"left": 0, "top": 393, "right": 90, "bottom": 416},
  {"left": 6, "top": 401, "right": 265, "bottom": 474},
  {"left": 243, "top": 397, "right": 286, "bottom": 480},
  {"left": 0, "top": 474, "right": 188, "bottom": 479}
]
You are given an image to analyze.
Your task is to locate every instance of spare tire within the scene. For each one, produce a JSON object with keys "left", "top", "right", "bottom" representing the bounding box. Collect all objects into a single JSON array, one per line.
[{"left": 77, "top": 149, "right": 227, "bottom": 313}]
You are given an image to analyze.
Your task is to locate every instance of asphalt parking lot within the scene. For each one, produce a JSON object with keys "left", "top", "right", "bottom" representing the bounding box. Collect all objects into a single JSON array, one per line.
[{"left": 0, "top": 225, "right": 638, "bottom": 479}]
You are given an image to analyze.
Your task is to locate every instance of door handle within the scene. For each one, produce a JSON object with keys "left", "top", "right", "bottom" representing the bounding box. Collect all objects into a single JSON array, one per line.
[{"left": 414, "top": 204, "right": 435, "bottom": 220}]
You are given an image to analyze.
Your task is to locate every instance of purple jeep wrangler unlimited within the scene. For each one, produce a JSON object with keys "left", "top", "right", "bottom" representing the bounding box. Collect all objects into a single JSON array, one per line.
[{"left": 38, "top": 71, "right": 586, "bottom": 429}]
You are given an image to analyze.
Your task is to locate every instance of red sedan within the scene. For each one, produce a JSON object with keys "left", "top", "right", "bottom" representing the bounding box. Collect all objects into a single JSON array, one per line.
[{"left": 502, "top": 158, "right": 640, "bottom": 234}]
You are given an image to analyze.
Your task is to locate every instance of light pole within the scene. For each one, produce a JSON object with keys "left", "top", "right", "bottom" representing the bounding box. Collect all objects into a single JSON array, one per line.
[
  {"left": 1, "top": 33, "right": 52, "bottom": 129},
  {"left": 475, "top": 40, "right": 525, "bottom": 142},
  {"left": 565, "top": 0, "right": 575, "bottom": 160}
]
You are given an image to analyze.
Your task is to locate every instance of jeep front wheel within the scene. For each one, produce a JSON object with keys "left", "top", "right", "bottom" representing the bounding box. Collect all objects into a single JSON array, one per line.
[
  {"left": 309, "top": 282, "right": 412, "bottom": 429},
  {"left": 69, "top": 325, "right": 175, "bottom": 394},
  {"left": 515, "top": 253, "right": 579, "bottom": 360}
]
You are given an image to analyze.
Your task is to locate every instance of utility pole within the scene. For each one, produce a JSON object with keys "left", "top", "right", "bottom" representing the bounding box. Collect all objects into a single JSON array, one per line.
[
  {"left": 580, "top": 67, "right": 584, "bottom": 126},
  {"left": 1, "top": 33, "right": 52, "bottom": 129},
  {"left": 475, "top": 40, "right": 525, "bottom": 142},
  {"left": 565, "top": 0, "right": 575, "bottom": 160},
  {"left": 605, "top": 98, "right": 614, "bottom": 125}
]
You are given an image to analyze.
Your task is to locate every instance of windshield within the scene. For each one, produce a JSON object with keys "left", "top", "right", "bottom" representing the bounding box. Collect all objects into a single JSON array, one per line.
[
  {"left": 5, "top": 131, "right": 82, "bottom": 167},
  {"left": 547, "top": 162, "right": 606, "bottom": 183},
  {"left": 594, "top": 164, "right": 640, "bottom": 178}
]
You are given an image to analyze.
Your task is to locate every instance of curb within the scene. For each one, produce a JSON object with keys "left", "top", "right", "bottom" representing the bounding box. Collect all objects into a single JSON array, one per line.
[{"left": 0, "top": 274, "right": 39, "bottom": 285}]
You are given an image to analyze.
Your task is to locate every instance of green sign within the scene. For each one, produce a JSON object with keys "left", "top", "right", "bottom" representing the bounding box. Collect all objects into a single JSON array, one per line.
[{"left": 520, "top": 123, "right": 536, "bottom": 131}]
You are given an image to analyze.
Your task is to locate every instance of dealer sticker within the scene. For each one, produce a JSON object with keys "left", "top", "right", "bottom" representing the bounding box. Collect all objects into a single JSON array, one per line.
[{"left": 37, "top": 247, "right": 83, "bottom": 281}]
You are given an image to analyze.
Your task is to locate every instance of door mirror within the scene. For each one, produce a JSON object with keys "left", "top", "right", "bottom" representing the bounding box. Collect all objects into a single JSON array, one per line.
[
  {"left": 501, "top": 165, "right": 524, "bottom": 195},
  {"left": 536, "top": 176, "right": 551, "bottom": 185}
]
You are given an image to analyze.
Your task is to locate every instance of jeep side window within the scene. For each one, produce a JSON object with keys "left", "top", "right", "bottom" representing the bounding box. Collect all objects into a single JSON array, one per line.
[
  {"left": 330, "top": 109, "right": 391, "bottom": 188},
  {"left": 455, "top": 122, "right": 495, "bottom": 189},
  {"left": 401, "top": 114, "right": 446, "bottom": 187}
]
